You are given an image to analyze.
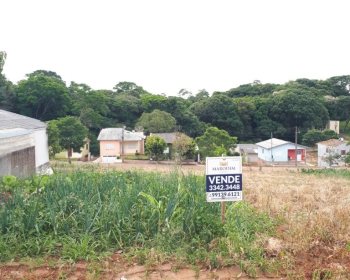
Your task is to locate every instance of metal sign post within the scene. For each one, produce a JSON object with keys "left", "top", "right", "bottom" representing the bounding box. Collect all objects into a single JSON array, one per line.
[{"left": 206, "top": 156, "right": 243, "bottom": 223}]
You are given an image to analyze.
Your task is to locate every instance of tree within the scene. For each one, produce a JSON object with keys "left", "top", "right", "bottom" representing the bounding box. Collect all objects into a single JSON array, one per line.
[
  {"left": 140, "top": 93, "right": 168, "bottom": 112},
  {"left": 47, "top": 120, "right": 62, "bottom": 158},
  {"left": 322, "top": 151, "right": 341, "bottom": 167},
  {"left": 172, "top": 133, "right": 196, "bottom": 162},
  {"left": 345, "top": 153, "right": 350, "bottom": 166},
  {"left": 302, "top": 129, "right": 338, "bottom": 147},
  {"left": 163, "top": 96, "right": 204, "bottom": 137},
  {"left": 108, "top": 94, "right": 142, "bottom": 127},
  {"left": 269, "top": 91, "right": 329, "bottom": 140},
  {"left": 113, "top": 81, "right": 148, "bottom": 97},
  {"left": 0, "top": 51, "right": 15, "bottom": 111},
  {"left": 196, "top": 127, "right": 237, "bottom": 158},
  {"left": 190, "top": 94, "right": 243, "bottom": 137},
  {"left": 136, "top": 109, "right": 176, "bottom": 133},
  {"left": 145, "top": 135, "right": 167, "bottom": 161},
  {"left": 326, "top": 75, "right": 350, "bottom": 97},
  {"left": 55, "top": 116, "right": 88, "bottom": 163},
  {"left": 336, "top": 96, "right": 350, "bottom": 129},
  {"left": 15, "top": 71, "right": 70, "bottom": 120}
]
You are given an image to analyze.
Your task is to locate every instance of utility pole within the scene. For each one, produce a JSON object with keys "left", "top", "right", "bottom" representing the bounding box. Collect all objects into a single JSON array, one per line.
[
  {"left": 121, "top": 125, "right": 125, "bottom": 162},
  {"left": 270, "top": 132, "right": 273, "bottom": 162},
  {"left": 295, "top": 126, "right": 298, "bottom": 167}
]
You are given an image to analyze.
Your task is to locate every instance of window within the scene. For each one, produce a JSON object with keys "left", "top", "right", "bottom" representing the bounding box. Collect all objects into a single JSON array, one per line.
[{"left": 105, "top": 143, "right": 115, "bottom": 150}]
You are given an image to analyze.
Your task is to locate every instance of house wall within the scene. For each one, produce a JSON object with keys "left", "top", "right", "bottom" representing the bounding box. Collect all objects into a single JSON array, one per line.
[
  {"left": 258, "top": 143, "right": 305, "bottom": 162},
  {"left": 327, "top": 120, "right": 340, "bottom": 134},
  {"left": 123, "top": 140, "right": 144, "bottom": 154},
  {"left": 318, "top": 142, "right": 350, "bottom": 167},
  {"left": 100, "top": 140, "right": 145, "bottom": 157},
  {"left": 100, "top": 140, "right": 121, "bottom": 157},
  {"left": 32, "top": 129, "right": 49, "bottom": 171}
]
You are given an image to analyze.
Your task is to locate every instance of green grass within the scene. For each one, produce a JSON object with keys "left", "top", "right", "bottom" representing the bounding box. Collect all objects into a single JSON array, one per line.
[
  {"left": 0, "top": 170, "right": 279, "bottom": 275},
  {"left": 301, "top": 168, "right": 350, "bottom": 179}
]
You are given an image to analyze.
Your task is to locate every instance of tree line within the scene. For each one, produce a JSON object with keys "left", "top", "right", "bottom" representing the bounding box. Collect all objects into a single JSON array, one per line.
[{"left": 1, "top": 51, "right": 349, "bottom": 157}]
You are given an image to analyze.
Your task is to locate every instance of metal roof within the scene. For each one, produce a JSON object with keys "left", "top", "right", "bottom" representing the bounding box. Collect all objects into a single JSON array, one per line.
[
  {"left": 0, "top": 128, "right": 31, "bottom": 139},
  {"left": 256, "top": 138, "right": 290, "bottom": 149},
  {"left": 256, "top": 138, "right": 308, "bottom": 150},
  {"left": 0, "top": 110, "right": 46, "bottom": 130},
  {"left": 97, "top": 128, "right": 145, "bottom": 141}
]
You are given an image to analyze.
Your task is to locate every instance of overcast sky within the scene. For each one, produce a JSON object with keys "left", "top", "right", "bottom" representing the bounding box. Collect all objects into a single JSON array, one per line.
[{"left": 1, "top": 0, "right": 350, "bottom": 96}]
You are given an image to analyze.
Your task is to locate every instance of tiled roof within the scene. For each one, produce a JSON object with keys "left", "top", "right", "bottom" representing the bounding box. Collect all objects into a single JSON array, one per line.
[
  {"left": 97, "top": 128, "right": 145, "bottom": 141},
  {"left": 0, "top": 110, "right": 46, "bottom": 130},
  {"left": 317, "top": 139, "right": 344, "bottom": 147},
  {"left": 237, "top": 144, "right": 258, "bottom": 154},
  {"left": 151, "top": 133, "right": 180, "bottom": 144}
]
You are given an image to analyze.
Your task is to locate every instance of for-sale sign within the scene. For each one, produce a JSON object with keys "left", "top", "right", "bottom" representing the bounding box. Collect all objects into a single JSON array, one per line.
[{"left": 205, "top": 157, "right": 242, "bottom": 202}]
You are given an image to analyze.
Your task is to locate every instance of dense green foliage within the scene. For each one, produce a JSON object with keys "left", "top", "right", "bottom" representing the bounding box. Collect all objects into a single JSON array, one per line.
[
  {"left": 48, "top": 117, "right": 88, "bottom": 161},
  {"left": 145, "top": 135, "right": 167, "bottom": 160},
  {"left": 0, "top": 171, "right": 278, "bottom": 275},
  {"left": 196, "top": 127, "right": 237, "bottom": 157},
  {"left": 136, "top": 109, "right": 176, "bottom": 133},
  {"left": 302, "top": 129, "right": 338, "bottom": 146},
  {"left": 1, "top": 51, "right": 350, "bottom": 155}
]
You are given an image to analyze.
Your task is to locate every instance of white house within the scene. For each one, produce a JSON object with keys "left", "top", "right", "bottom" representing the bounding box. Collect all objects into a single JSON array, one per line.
[
  {"left": 317, "top": 139, "right": 350, "bottom": 167},
  {"left": 256, "top": 138, "right": 307, "bottom": 163},
  {"left": 0, "top": 110, "right": 50, "bottom": 177}
]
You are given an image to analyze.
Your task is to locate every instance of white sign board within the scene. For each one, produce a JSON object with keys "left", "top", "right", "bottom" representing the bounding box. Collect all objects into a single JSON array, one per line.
[{"left": 206, "top": 156, "right": 242, "bottom": 202}]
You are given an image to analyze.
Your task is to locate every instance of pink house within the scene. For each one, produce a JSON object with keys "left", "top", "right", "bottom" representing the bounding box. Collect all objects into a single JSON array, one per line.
[{"left": 97, "top": 128, "right": 145, "bottom": 163}]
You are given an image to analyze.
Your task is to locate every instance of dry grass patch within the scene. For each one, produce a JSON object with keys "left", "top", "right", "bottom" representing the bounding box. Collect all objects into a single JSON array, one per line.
[{"left": 243, "top": 167, "right": 350, "bottom": 278}]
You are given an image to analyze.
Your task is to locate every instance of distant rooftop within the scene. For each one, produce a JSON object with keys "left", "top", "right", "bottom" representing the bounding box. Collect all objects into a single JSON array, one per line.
[
  {"left": 0, "top": 110, "right": 46, "bottom": 130},
  {"left": 256, "top": 138, "right": 290, "bottom": 149},
  {"left": 317, "top": 138, "right": 345, "bottom": 147},
  {"left": 97, "top": 128, "right": 145, "bottom": 141},
  {"left": 151, "top": 132, "right": 183, "bottom": 144},
  {"left": 256, "top": 138, "right": 309, "bottom": 149}
]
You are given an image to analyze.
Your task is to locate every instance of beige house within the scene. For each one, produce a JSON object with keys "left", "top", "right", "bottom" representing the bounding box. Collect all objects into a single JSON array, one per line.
[{"left": 97, "top": 128, "right": 145, "bottom": 163}]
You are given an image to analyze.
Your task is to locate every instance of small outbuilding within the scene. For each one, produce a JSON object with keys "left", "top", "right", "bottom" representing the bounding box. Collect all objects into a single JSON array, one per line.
[
  {"left": 235, "top": 144, "right": 258, "bottom": 164},
  {"left": 256, "top": 138, "right": 307, "bottom": 163},
  {"left": 97, "top": 128, "right": 145, "bottom": 163},
  {"left": 0, "top": 110, "right": 50, "bottom": 177}
]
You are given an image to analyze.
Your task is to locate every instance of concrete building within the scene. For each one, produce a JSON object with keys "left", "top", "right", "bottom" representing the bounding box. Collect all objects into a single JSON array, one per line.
[
  {"left": 326, "top": 120, "right": 340, "bottom": 134},
  {"left": 0, "top": 110, "right": 50, "bottom": 177},
  {"left": 317, "top": 139, "right": 350, "bottom": 167}
]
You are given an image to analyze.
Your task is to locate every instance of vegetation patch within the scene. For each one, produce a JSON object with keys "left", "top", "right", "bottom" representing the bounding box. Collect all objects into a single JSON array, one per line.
[
  {"left": 301, "top": 168, "right": 350, "bottom": 179},
  {"left": 0, "top": 171, "right": 279, "bottom": 275}
]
